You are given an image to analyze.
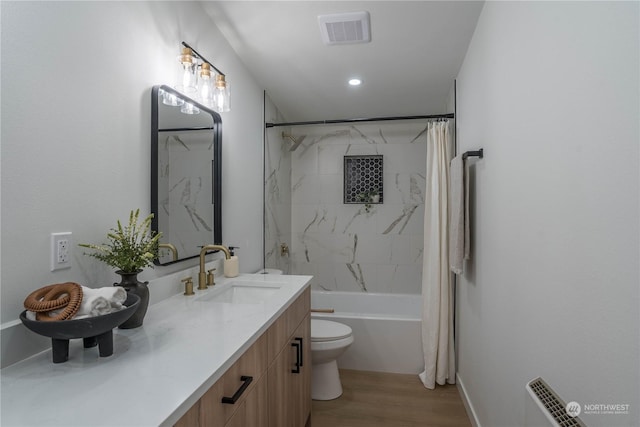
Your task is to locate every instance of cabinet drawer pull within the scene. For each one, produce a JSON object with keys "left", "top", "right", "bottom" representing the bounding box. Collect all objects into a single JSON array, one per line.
[
  {"left": 295, "top": 337, "right": 304, "bottom": 367},
  {"left": 221, "top": 375, "right": 253, "bottom": 404},
  {"left": 291, "top": 342, "right": 301, "bottom": 374}
]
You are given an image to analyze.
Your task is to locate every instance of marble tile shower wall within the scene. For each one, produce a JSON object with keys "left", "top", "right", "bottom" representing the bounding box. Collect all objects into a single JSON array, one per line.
[
  {"left": 264, "top": 102, "right": 292, "bottom": 274},
  {"left": 289, "top": 123, "right": 428, "bottom": 294}
]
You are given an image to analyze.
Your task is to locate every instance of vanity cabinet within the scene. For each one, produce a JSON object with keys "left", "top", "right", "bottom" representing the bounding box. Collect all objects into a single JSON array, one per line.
[
  {"left": 267, "top": 293, "right": 311, "bottom": 427},
  {"left": 225, "top": 376, "right": 268, "bottom": 427},
  {"left": 174, "top": 333, "right": 268, "bottom": 427},
  {"left": 174, "top": 287, "right": 310, "bottom": 427}
]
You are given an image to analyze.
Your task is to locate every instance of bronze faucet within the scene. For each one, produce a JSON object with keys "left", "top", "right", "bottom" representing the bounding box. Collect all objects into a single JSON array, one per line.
[{"left": 198, "top": 245, "right": 231, "bottom": 290}]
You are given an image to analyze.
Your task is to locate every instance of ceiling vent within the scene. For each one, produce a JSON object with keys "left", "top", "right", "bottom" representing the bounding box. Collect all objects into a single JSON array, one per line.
[{"left": 318, "top": 11, "right": 370, "bottom": 45}]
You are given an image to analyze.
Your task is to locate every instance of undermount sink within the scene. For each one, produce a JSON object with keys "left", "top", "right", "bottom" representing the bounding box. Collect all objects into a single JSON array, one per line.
[{"left": 196, "top": 281, "right": 282, "bottom": 304}]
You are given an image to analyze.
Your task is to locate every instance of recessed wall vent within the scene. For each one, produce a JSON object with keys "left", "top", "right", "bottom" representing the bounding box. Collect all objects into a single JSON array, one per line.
[
  {"left": 318, "top": 11, "right": 370, "bottom": 45},
  {"left": 526, "top": 377, "right": 587, "bottom": 427}
]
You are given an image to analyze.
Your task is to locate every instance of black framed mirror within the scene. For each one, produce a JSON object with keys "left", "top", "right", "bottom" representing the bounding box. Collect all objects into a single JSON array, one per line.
[{"left": 151, "top": 85, "right": 222, "bottom": 265}]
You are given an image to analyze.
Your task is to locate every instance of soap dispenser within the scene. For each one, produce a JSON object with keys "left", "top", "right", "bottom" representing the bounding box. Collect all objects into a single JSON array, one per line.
[{"left": 224, "top": 246, "right": 239, "bottom": 278}]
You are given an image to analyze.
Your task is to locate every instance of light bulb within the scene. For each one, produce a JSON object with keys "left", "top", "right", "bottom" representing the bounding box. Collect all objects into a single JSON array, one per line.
[
  {"left": 199, "top": 63, "right": 215, "bottom": 107},
  {"left": 180, "top": 102, "right": 200, "bottom": 115},
  {"left": 160, "top": 89, "right": 184, "bottom": 107},
  {"left": 175, "top": 47, "right": 197, "bottom": 94},
  {"left": 213, "top": 74, "right": 230, "bottom": 112}
]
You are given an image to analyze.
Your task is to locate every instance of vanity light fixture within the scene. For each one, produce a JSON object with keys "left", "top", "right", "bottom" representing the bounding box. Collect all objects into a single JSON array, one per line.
[
  {"left": 199, "top": 62, "right": 215, "bottom": 108},
  {"left": 180, "top": 101, "right": 200, "bottom": 115},
  {"left": 213, "top": 74, "right": 230, "bottom": 113},
  {"left": 175, "top": 47, "right": 198, "bottom": 95},
  {"left": 168, "top": 42, "right": 230, "bottom": 113},
  {"left": 160, "top": 88, "right": 185, "bottom": 107}
]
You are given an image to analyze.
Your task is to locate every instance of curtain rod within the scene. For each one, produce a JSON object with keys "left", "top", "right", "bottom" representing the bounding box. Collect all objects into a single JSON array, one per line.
[
  {"left": 265, "top": 113, "right": 454, "bottom": 128},
  {"left": 158, "top": 127, "right": 215, "bottom": 132}
]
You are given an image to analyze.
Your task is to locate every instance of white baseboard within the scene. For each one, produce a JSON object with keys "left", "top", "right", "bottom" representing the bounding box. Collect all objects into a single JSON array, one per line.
[{"left": 456, "top": 372, "right": 481, "bottom": 427}]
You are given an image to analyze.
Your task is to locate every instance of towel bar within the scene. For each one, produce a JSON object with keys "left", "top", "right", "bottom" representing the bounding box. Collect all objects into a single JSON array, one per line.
[{"left": 462, "top": 148, "right": 483, "bottom": 160}]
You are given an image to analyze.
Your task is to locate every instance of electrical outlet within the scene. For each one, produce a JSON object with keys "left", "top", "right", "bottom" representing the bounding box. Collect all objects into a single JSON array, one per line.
[
  {"left": 57, "top": 239, "right": 69, "bottom": 263},
  {"left": 51, "top": 232, "right": 72, "bottom": 271}
]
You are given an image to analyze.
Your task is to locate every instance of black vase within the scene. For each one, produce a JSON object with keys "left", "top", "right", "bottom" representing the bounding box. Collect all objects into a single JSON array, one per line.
[{"left": 114, "top": 269, "right": 149, "bottom": 329}]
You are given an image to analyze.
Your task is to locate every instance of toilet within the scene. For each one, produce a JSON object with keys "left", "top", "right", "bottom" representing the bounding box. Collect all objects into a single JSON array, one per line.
[{"left": 310, "top": 319, "right": 354, "bottom": 400}]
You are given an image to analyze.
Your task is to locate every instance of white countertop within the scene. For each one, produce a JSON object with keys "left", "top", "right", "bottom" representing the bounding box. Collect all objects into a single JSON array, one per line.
[{"left": 1, "top": 273, "right": 312, "bottom": 427}]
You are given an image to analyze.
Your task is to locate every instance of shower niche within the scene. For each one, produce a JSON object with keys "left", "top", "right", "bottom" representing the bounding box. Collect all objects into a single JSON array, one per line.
[{"left": 344, "top": 155, "right": 383, "bottom": 205}]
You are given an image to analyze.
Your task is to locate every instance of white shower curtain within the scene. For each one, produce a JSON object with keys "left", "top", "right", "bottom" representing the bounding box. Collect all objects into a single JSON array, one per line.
[{"left": 419, "top": 120, "right": 456, "bottom": 389}]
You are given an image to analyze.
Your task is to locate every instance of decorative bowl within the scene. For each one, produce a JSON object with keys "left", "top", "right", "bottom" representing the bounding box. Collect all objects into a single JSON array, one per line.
[{"left": 20, "top": 293, "right": 140, "bottom": 363}]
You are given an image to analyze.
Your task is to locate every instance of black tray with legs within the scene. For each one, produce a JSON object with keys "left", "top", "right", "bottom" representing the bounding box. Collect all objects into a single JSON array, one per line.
[{"left": 20, "top": 293, "right": 140, "bottom": 363}]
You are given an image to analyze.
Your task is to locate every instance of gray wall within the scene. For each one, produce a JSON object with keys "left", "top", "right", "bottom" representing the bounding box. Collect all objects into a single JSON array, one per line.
[
  {"left": 1, "top": 1, "right": 264, "bottom": 365},
  {"left": 455, "top": 2, "right": 639, "bottom": 426}
]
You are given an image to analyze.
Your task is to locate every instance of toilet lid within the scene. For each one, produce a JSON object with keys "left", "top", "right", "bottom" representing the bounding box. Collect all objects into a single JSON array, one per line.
[{"left": 311, "top": 319, "right": 352, "bottom": 342}]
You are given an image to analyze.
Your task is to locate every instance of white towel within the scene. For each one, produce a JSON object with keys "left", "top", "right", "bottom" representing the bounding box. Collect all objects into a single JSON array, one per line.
[
  {"left": 464, "top": 159, "right": 471, "bottom": 261},
  {"left": 28, "top": 286, "right": 127, "bottom": 320},
  {"left": 75, "top": 286, "right": 127, "bottom": 319},
  {"left": 449, "top": 155, "right": 470, "bottom": 274}
]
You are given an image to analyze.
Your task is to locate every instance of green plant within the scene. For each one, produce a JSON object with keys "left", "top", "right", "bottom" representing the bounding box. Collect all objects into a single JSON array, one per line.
[
  {"left": 358, "top": 189, "right": 380, "bottom": 213},
  {"left": 357, "top": 190, "right": 376, "bottom": 202},
  {"left": 79, "top": 209, "right": 162, "bottom": 273}
]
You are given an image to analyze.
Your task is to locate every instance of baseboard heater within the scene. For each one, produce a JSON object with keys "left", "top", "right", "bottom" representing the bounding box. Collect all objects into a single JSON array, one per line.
[{"left": 526, "top": 377, "right": 587, "bottom": 427}]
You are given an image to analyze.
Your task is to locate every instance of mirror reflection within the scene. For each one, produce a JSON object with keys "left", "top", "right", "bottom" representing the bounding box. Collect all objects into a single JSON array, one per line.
[{"left": 151, "top": 85, "right": 222, "bottom": 265}]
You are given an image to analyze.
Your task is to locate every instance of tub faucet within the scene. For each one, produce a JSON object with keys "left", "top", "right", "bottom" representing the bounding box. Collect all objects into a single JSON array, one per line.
[{"left": 198, "top": 245, "right": 231, "bottom": 290}]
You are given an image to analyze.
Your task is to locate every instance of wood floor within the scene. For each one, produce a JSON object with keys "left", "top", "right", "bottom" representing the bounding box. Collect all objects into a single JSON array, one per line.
[{"left": 311, "top": 369, "right": 471, "bottom": 427}]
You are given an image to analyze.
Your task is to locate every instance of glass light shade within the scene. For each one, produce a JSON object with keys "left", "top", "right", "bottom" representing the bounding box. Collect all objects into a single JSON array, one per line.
[
  {"left": 180, "top": 102, "right": 200, "bottom": 115},
  {"left": 175, "top": 47, "right": 197, "bottom": 94},
  {"left": 160, "top": 89, "right": 185, "bottom": 107},
  {"left": 213, "top": 74, "right": 230, "bottom": 113},
  {"left": 199, "top": 63, "right": 215, "bottom": 107}
]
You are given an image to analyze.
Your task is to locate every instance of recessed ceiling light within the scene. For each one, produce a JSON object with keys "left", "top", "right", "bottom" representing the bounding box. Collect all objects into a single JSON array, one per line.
[{"left": 348, "top": 78, "right": 362, "bottom": 86}]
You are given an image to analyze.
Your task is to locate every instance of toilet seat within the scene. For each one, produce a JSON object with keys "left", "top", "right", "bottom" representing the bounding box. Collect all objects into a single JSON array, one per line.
[{"left": 311, "top": 319, "right": 352, "bottom": 342}]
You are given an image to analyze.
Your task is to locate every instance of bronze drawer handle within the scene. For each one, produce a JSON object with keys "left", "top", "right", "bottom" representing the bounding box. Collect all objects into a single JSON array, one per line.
[
  {"left": 221, "top": 375, "right": 253, "bottom": 404},
  {"left": 291, "top": 341, "right": 301, "bottom": 374},
  {"left": 295, "top": 337, "right": 304, "bottom": 367}
]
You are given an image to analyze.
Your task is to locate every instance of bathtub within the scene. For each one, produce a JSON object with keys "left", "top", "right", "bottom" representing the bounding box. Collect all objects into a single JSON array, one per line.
[{"left": 311, "top": 290, "right": 423, "bottom": 375}]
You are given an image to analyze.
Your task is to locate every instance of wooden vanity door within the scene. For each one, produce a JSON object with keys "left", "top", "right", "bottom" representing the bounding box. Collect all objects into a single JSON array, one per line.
[
  {"left": 267, "top": 290, "right": 311, "bottom": 427},
  {"left": 291, "top": 314, "right": 311, "bottom": 427}
]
